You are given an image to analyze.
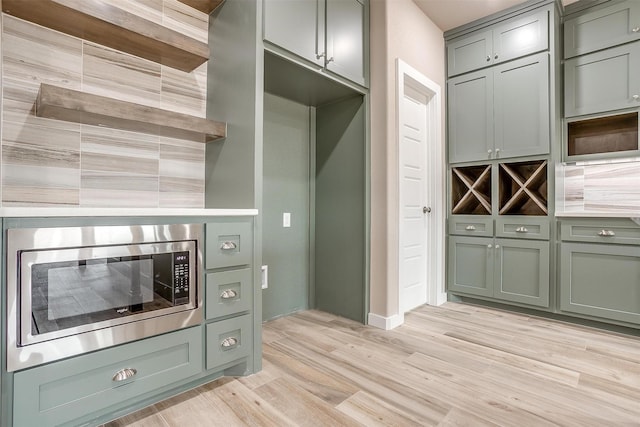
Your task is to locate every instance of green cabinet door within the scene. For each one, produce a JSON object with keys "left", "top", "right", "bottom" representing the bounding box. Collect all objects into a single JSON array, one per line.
[
  {"left": 448, "top": 236, "right": 494, "bottom": 297},
  {"left": 494, "top": 52, "right": 549, "bottom": 159},
  {"left": 447, "top": 29, "right": 493, "bottom": 77},
  {"left": 565, "top": 41, "right": 640, "bottom": 117},
  {"left": 326, "top": 0, "right": 365, "bottom": 86},
  {"left": 448, "top": 68, "right": 494, "bottom": 163},
  {"left": 263, "top": 0, "right": 324, "bottom": 67},
  {"left": 564, "top": 0, "right": 640, "bottom": 59},
  {"left": 492, "top": 9, "right": 548, "bottom": 65},
  {"left": 560, "top": 242, "right": 640, "bottom": 325},
  {"left": 494, "top": 238, "right": 550, "bottom": 307}
]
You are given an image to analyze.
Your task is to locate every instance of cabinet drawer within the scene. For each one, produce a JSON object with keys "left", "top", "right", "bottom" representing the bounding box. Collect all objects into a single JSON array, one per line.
[
  {"left": 206, "top": 268, "right": 252, "bottom": 320},
  {"left": 560, "top": 242, "right": 640, "bottom": 325},
  {"left": 206, "top": 220, "right": 253, "bottom": 269},
  {"left": 13, "top": 327, "right": 202, "bottom": 427},
  {"left": 449, "top": 216, "right": 493, "bottom": 237},
  {"left": 206, "top": 314, "right": 252, "bottom": 371},
  {"left": 560, "top": 219, "right": 640, "bottom": 245},
  {"left": 496, "top": 217, "right": 550, "bottom": 240}
]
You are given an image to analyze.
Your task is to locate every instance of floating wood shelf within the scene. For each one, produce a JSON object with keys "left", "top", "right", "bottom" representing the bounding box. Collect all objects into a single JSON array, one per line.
[
  {"left": 451, "top": 165, "right": 492, "bottom": 215},
  {"left": 499, "top": 160, "right": 548, "bottom": 216},
  {"left": 178, "top": 0, "right": 225, "bottom": 14},
  {"left": 36, "top": 84, "right": 226, "bottom": 143},
  {"left": 2, "top": 0, "right": 209, "bottom": 72}
]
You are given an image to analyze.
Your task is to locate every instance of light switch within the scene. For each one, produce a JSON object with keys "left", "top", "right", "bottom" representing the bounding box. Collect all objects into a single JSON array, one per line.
[
  {"left": 261, "top": 265, "right": 268, "bottom": 289},
  {"left": 283, "top": 212, "right": 291, "bottom": 228}
]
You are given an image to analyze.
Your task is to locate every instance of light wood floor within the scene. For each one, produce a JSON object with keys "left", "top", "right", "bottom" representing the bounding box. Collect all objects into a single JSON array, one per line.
[{"left": 106, "top": 302, "right": 640, "bottom": 426}]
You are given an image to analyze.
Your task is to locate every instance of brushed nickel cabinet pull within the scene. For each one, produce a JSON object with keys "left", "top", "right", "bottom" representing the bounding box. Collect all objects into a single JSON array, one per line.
[
  {"left": 515, "top": 226, "right": 528, "bottom": 233},
  {"left": 221, "top": 337, "right": 238, "bottom": 348},
  {"left": 465, "top": 225, "right": 476, "bottom": 231},
  {"left": 221, "top": 289, "right": 238, "bottom": 299},
  {"left": 597, "top": 230, "right": 615, "bottom": 237},
  {"left": 633, "top": 27, "right": 640, "bottom": 33},
  {"left": 220, "top": 241, "right": 237, "bottom": 250},
  {"left": 112, "top": 368, "right": 137, "bottom": 382}
]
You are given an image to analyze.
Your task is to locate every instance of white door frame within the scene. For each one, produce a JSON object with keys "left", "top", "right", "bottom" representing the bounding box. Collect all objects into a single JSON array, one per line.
[{"left": 397, "top": 58, "right": 447, "bottom": 317}]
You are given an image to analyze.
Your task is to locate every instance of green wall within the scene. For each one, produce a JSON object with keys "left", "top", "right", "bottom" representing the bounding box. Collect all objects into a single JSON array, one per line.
[
  {"left": 262, "top": 93, "right": 311, "bottom": 321},
  {"left": 315, "top": 95, "right": 366, "bottom": 322}
]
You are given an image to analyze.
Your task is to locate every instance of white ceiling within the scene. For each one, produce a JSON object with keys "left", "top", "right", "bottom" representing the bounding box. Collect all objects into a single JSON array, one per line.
[{"left": 413, "top": 0, "right": 578, "bottom": 32}]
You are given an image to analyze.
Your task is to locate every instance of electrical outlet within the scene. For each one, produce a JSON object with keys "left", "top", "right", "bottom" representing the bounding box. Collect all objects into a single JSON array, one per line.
[{"left": 261, "top": 265, "right": 268, "bottom": 289}]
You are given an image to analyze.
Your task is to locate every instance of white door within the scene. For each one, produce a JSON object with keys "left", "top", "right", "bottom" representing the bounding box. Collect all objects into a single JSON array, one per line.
[{"left": 399, "top": 83, "right": 429, "bottom": 313}]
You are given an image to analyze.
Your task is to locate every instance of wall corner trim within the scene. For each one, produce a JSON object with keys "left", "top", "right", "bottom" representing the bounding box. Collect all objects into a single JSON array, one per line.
[{"left": 367, "top": 312, "right": 404, "bottom": 330}]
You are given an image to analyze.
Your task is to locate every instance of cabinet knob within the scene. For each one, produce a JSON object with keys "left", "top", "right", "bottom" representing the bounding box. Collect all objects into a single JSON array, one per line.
[
  {"left": 327, "top": 56, "right": 335, "bottom": 63},
  {"left": 633, "top": 26, "right": 640, "bottom": 33},
  {"left": 495, "top": 245, "right": 500, "bottom": 249},
  {"left": 487, "top": 149, "right": 493, "bottom": 155},
  {"left": 316, "top": 52, "right": 325, "bottom": 59},
  {"left": 487, "top": 244, "right": 493, "bottom": 249},
  {"left": 633, "top": 95, "right": 640, "bottom": 101},
  {"left": 486, "top": 55, "right": 491, "bottom": 62},
  {"left": 495, "top": 148, "right": 500, "bottom": 155},
  {"left": 494, "top": 53, "right": 499, "bottom": 59}
]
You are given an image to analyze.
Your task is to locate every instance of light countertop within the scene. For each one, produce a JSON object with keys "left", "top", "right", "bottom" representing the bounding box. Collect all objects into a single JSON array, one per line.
[
  {"left": 0, "top": 208, "right": 259, "bottom": 218},
  {"left": 555, "top": 211, "right": 640, "bottom": 219}
]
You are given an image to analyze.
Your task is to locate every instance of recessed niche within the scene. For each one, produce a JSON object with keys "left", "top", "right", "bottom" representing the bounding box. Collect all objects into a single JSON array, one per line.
[
  {"left": 451, "top": 165, "right": 492, "bottom": 215},
  {"left": 499, "top": 160, "right": 548, "bottom": 216},
  {"left": 567, "top": 112, "right": 638, "bottom": 158}
]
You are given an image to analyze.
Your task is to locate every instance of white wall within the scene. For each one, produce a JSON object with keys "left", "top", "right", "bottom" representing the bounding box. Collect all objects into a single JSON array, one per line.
[{"left": 369, "top": 0, "right": 445, "bottom": 321}]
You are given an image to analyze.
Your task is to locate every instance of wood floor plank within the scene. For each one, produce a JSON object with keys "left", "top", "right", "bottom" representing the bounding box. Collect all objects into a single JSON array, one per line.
[{"left": 109, "top": 303, "right": 640, "bottom": 427}]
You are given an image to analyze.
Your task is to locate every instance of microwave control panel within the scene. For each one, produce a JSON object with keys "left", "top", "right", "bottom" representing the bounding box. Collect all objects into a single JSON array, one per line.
[{"left": 173, "top": 251, "right": 190, "bottom": 305}]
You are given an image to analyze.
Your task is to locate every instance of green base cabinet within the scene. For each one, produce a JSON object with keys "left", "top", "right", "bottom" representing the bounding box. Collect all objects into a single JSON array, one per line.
[
  {"left": 13, "top": 327, "right": 202, "bottom": 427},
  {"left": 448, "top": 236, "right": 550, "bottom": 307}
]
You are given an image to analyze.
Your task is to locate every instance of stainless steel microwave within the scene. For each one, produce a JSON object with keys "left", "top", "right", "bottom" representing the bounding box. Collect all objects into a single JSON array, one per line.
[{"left": 6, "top": 223, "right": 203, "bottom": 371}]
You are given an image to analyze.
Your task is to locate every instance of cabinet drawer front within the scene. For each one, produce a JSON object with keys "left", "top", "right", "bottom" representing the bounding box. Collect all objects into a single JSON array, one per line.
[
  {"left": 13, "top": 327, "right": 202, "bottom": 427},
  {"left": 560, "top": 219, "right": 640, "bottom": 245},
  {"left": 206, "top": 314, "right": 252, "bottom": 371},
  {"left": 206, "top": 220, "right": 253, "bottom": 269},
  {"left": 449, "top": 216, "right": 493, "bottom": 237},
  {"left": 206, "top": 268, "right": 252, "bottom": 320},
  {"left": 564, "top": 0, "right": 640, "bottom": 58},
  {"left": 496, "top": 218, "right": 549, "bottom": 240},
  {"left": 560, "top": 242, "right": 640, "bottom": 325}
]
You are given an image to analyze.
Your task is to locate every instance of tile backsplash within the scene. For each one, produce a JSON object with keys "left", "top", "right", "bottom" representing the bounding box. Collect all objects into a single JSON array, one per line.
[
  {"left": 0, "top": 0, "right": 208, "bottom": 208},
  {"left": 558, "top": 158, "right": 640, "bottom": 213}
]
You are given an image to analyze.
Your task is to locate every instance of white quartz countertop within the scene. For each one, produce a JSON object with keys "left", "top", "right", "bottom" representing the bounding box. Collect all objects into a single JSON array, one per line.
[
  {"left": 555, "top": 211, "right": 640, "bottom": 218},
  {"left": 0, "top": 208, "right": 259, "bottom": 218}
]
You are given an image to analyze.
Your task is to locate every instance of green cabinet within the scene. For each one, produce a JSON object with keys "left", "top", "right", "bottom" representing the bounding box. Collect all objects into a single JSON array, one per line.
[
  {"left": 448, "top": 235, "right": 550, "bottom": 307},
  {"left": 560, "top": 242, "right": 640, "bottom": 325},
  {"left": 447, "top": 9, "right": 548, "bottom": 77},
  {"left": 206, "top": 268, "right": 252, "bottom": 320},
  {"left": 564, "top": 0, "right": 640, "bottom": 59},
  {"left": 564, "top": 41, "right": 640, "bottom": 117},
  {"left": 559, "top": 218, "right": 640, "bottom": 326},
  {"left": 206, "top": 314, "right": 253, "bottom": 371},
  {"left": 263, "top": 0, "right": 367, "bottom": 86},
  {"left": 206, "top": 220, "right": 253, "bottom": 269},
  {"left": 13, "top": 327, "right": 202, "bottom": 427},
  {"left": 448, "top": 52, "right": 550, "bottom": 163}
]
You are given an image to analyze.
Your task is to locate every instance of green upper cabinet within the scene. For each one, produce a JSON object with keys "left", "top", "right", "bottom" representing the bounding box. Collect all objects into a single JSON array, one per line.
[
  {"left": 447, "top": 9, "right": 548, "bottom": 77},
  {"left": 263, "top": 0, "right": 367, "bottom": 87},
  {"left": 448, "top": 52, "right": 550, "bottom": 163},
  {"left": 263, "top": 0, "right": 325, "bottom": 67},
  {"left": 565, "top": 41, "right": 640, "bottom": 117},
  {"left": 448, "top": 68, "right": 494, "bottom": 163},
  {"left": 564, "top": 0, "right": 640, "bottom": 59}
]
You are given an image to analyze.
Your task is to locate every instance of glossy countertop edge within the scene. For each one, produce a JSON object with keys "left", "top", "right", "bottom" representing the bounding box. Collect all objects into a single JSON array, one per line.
[
  {"left": 555, "top": 212, "right": 640, "bottom": 218},
  {"left": 0, "top": 208, "right": 259, "bottom": 217}
]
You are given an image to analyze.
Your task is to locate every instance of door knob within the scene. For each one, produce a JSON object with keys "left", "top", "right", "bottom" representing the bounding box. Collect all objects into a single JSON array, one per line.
[{"left": 423, "top": 206, "right": 431, "bottom": 214}]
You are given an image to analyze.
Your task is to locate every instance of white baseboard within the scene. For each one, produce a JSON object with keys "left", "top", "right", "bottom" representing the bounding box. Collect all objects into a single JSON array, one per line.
[
  {"left": 367, "top": 312, "right": 404, "bottom": 330},
  {"left": 436, "top": 292, "right": 448, "bottom": 306}
]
